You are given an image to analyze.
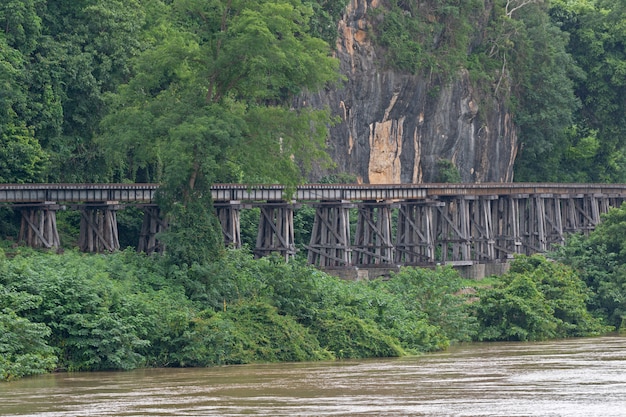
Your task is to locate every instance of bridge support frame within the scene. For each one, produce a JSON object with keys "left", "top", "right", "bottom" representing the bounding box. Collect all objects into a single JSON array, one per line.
[
  {"left": 353, "top": 202, "right": 395, "bottom": 265},
  {"left": 17, "top": 203, "right": 61, "bottom": 249},
  {"left": 215, "top": 201, "right": 242, "bottom": 248},
  {"left": 493, "top": 195, "right": 523, "bottom": 260},
  {"left": 307, "top": 201, "right": 354, "bottom": 267},
  {"left": 433, "top": 197, "right": 472, "bottom": 263},
  {"left": 395, "top": 200, "right": 439, "bottom": 264},
  {"left": 467, "top": 196, "right": 498, "bottom": 262},
  {"left": 138, "top": 206, "right": 167, "bottom": 254},
  {"left": 78, "top": 203, "right": 121, "bottom": 253},
  {"left": 254, "top": 202, "right": 297, "bottom": 261}
]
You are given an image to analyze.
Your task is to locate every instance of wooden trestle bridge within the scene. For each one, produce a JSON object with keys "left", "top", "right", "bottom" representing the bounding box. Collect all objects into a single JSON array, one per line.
[{"left": 1, "top": 183, "right": 625, "bottom": 269}]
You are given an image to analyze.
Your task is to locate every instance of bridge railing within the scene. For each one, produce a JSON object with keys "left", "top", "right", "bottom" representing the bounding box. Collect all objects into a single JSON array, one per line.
[
  {"left": 0, "top": 183, "right": 158, "bottom": 203},
  {"left": 3, "top": 183, "right": 626, "bottom": 204}
]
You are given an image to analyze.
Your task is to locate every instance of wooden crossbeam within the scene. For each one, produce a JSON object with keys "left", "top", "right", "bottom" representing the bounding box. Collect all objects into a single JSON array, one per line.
[
  {"left": 138, "top": 206, "right": 167, "bottom": 254},
  {"left": 17, "top": 205, "right": 60, "bottom": 249},
  {"left": 307, "top": 203, "right": 352, "bottom": 267},
  {"left": 254, "top": 203, "right": 296, "bottom": 260},
  {"left": 78, "top": 205, "right": 120, "bottom": 253}
]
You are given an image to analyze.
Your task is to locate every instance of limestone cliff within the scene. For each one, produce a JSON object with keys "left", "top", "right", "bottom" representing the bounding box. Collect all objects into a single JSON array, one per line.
[{"left": 300, "top": 0, "right": 518, "bottom": 184}]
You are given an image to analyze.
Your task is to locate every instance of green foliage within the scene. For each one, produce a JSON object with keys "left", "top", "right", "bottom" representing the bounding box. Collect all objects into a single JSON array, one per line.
[
  {"left": 373, "top": 0, "right": 483, "bottom": 77},
  {"left": 313, "top": 310, "right": 405, "bottom": 359},
  {"left": 0, "top": 0, "right": 146, "bottom": 182},
  {"left": 510, "top": 3, "right": 581, "bottom": 181},
  {"left": 548, "top": 0, "right": 626, "bottom": 182},
  {"left": 1, "top": 243, "right": 615, "bottom": 382},
  {"left": 555, "top": 203, "right": 626, "bottom": 329},
  {"left": 1, "top": 251, "right": 150, "bottom": 371},
  {"left": 474, "top": 255, "right": 612, "bottom": 341},
  {"left": 380, "top": 266, "right": 478, "bottom": 345},
  {"left": 0, "top": 283, "right": 57, "bottom": 381},
  {"left": 101, "top": 0, "right": 339, "bottom": 192},
  {"left": 158, "top": 193, "right": 224, "bottom": 266},
  {"left": 173, "top": 301, "right": 332, "bottom": 366},
  {"left": 435, "top": 159, "right": 461, "bottom": 183},
  {"left": 306, "top": 0, "right": 350, "bottom": 45},
  {"left": 0, "top": 123, "right": 48, "bottom": 183}
]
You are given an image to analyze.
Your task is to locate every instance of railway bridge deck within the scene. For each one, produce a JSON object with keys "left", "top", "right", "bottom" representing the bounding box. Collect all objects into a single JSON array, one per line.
[{"left": 1, "top": 183, "right": 624, "bottom": 274}]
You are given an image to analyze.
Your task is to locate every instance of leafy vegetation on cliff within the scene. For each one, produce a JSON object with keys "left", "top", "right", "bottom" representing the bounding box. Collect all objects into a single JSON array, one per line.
[
  {"left": 369, "top": 0, "right": 625, "bottom": 183},
  {"left": 2, "top": 0, "right": 625, "bottom": 186}
]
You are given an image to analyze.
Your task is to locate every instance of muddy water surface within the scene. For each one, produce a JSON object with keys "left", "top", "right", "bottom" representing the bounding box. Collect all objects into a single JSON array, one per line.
[{"left": 1, "top": 336, "right": 625, "bottom": 416}]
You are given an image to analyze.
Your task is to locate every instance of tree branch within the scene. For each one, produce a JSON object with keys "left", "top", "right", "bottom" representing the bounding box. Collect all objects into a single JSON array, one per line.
[{"left": 506, "top": 0, "right": 542, "bottom": 18}]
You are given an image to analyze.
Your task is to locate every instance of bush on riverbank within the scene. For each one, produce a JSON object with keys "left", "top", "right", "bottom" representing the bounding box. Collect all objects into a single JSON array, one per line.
[
  {"left": 473, "top": 255, "right": 613, "bottom": 341},
  {"left": 554, "top": 204, "right": 626, "bottom": 331},
  {"left": 0, "top": 246, "right": 475, "bottom": 380},
  {"left": 2, "top": 241, "right": 617, "bottom": 381}
]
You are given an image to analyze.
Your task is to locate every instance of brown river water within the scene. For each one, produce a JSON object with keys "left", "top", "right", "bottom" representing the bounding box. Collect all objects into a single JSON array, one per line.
[{"left": 1, "top": 335, "right": 625, "bottom": 417}]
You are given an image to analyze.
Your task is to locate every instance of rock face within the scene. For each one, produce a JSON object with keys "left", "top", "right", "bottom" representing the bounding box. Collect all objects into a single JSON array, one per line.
[{"left": 300, "top": 0, "right": 518, "bottom": 184}]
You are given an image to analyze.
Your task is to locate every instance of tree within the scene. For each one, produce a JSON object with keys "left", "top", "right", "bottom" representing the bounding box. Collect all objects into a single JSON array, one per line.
[
  {"left": 99, "top": 0, "right": 339, "bottom": 264},
  {"left": 0, "top": 0, "right": 147, "bottom": 183},
  {"left": 102, "top": 0, "right": 338, "bottom": 188},
  {"left": 545, "top": 0, "right": 626, "bottom": 182},
  {"left": 34, "top": 0, "right": 146, "bottom": 181},
  {"left": 474, "top": 255, "right": 611, "bottom": 341},
  {"left": 509, "top": 1, "right": 581, "bottom": 181},
  {"left": 555, "top": 203, "right": 626, "bottom": 329},
  {"left": 0, "top": 123, "right": 48, "bottom": 183}
]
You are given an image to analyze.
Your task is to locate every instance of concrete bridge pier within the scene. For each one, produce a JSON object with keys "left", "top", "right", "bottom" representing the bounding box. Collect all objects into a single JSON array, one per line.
[
  {"left": 78, "top": 203, "right": 120, "bottom": 253},
  {"left": 17, "top": 203, "right": 61, "bottom": 249}
]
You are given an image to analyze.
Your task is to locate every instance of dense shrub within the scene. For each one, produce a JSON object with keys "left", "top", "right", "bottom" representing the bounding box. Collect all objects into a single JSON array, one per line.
[
  {"left": 555, "top": 205, "right": 626, "bottom": 330},
  {"left": 473, "top": 255, "right": 612, "bottom": 341},
  {"left": 171, "top": 301, "right": 332, "bottom": 366},
  {"left": 0, "top": 289, "right": 58, "bottom": 381},
  {"left": 0, "top": 247, "right": 479, "bottom": 380},
  {"left": 2, "top": 244, "right": 612, "bottom": 382}
]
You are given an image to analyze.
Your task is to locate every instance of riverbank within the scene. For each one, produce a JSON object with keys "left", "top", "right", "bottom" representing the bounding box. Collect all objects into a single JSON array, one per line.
[{"left": 1, "top": 244, "right": 612, "bottom": 382}]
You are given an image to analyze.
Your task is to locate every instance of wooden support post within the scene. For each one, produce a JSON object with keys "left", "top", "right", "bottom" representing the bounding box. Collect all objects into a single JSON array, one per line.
[
  {"left": 529, "top": 194, "right": 547, "bottom": 253},
  {"left": 306, "top": 202, "right": 353, "bottom": 267},
  {"left": 432, "top": 197, "right": 472, "bottom": 263},
  {"left": 138, "top": 206, "right": 167, "bottom": 254},
  {"left": 562, "top": 195, "right": 580, "bottom": 234},
  {"left": 254, "top": 202, "right": 296, "bottom": 261},
  {"left": 544, "top": 195, "right": 564, "bottom": 249},
  {"left": 395, "top": 200, "right": 439, "bottom": 264},
  {"left": 468, "top": 196, "right": 497, "bottom": 262},
  {"left": 493, "top": 195, "right": 523, "bottom": 260},
  {"left": 215, "top": 201, "right": 242, "bottom": 248},
  {"left": 353, "top": 202, "right": 394, "bottom": 266},
  {"left": 17, "top": 203, "right": 61, "bottom": 249},
  {"left": 78, "top": 203, "right": 121, "bottom": 253}
]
